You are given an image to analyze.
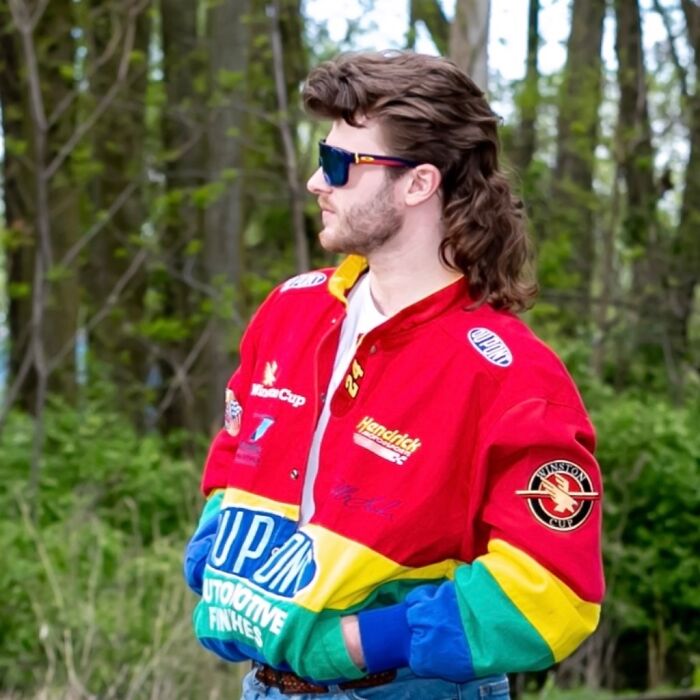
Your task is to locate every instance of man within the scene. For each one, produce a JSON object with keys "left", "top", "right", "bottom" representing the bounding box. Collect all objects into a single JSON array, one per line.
[{"left": 184, "top": 50, "right": 604, "bottom": 700}]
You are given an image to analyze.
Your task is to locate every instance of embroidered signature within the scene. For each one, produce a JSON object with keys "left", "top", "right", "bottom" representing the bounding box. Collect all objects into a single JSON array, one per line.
[{"left": 329, "top": 482, "right": 402, "bottom": 520}]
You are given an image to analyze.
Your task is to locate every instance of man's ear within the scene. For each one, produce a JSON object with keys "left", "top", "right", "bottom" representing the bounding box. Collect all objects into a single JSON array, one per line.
[{"left": 403, "top": 164, "right": 442, "bottom": 206}]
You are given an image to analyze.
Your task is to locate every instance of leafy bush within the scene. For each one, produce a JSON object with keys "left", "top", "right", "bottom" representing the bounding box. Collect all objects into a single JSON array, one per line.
[
  {"left": 592, "top": 390, "right": 700, "bottom": 688},
  {"left": 1, "top": 375, "right": 698, "bottom": 697},
  {"left": 0, "top": 398, "right": 244, "bottom": 698}
]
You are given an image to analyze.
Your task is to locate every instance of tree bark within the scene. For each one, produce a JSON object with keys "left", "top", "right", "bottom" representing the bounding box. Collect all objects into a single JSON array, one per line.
[
  {"left": 0, "top": 11, "right": 35, "bottom": 412},
  {"left": 158, "top": 0, "right": 207, "bottom": 431},
  {"left": 550, "top": 0, "right": 606, "bottom": 325},
  {"left": 614, "top": 0, "right": 668, "bottom": 381},
  {"left": 667, "top": 0, "right": 700, "bottom": 388},
  {"left": 241, "top": 0, "right": 310, "bottom": 279},
  {"left": 84, "top": 0, "right": 151, "bottom": 414},
  {"left": 4, "top": 0, "right": 82, "bottom": 412},
  {"left": 449, "top": 0, "right": 490, "bottom": 90},
  {"left": 513, "top": 0, "right": 540, "bottom": 174},
  {"left": 268, "top": 0, "right": 310, "bottom": 274},
  {"left": 199, "top": 0, "right": 252, "bottom": 433},
  {"left": 408, "top": 0, "right": 449, "bottom": 55}
]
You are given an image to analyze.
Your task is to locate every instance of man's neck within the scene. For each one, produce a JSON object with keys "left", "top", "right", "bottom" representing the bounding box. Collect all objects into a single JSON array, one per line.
[{"left": 365, "top": 243, "right": 463, "bottom": 317}]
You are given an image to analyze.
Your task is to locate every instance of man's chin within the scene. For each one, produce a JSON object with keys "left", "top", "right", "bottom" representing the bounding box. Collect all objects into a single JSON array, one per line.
[{"left": 319, "top": 230, "right": 351, "bottom": 255}]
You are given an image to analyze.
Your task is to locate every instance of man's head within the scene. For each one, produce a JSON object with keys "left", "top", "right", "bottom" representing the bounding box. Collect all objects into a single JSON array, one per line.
[
  {"left": 306, "top": 118, "right": 418, "bottom": 257},
  {"left": 303, "top": 50, "right": 536, "bottom": 311}
]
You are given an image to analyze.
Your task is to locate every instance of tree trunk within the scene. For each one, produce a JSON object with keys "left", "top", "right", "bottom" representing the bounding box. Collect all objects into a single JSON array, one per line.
[
  {"left": 550, "top": 0, "right": 606, "bottom": 326},
  {"left": 614, "top": 0, "right": 663, "bottom": 372},
  {"left": 0, "top": 13, "right": 35, "bottom": 412},
  {"left": 513, "top": 0, "right": 540, "bottom": 174},
  {"left": 240, "top": 0, "right": 310, "bottom": 280},
  {"left": 84, "top": 0, "right": 151, "bottom": 416},
  {"left": 667, "top": 0, "right": 700, "bottom": 389},
  {"left": 3, "top": 0, "right": 81, "bottom": 411},
  {"left": 158, "top": 0, "right": 207, "bottom": 431},
  {"left": 591, "top": 153, "right": 622, "bottom": 379},
  {"left": 39, "top": 0, "right": 82, "bottom": 400},
  {"left": 407, "top": 0, "right": 449, "bottom": 55},
  {"left": 449, "top": 0, "right": 490, "bottom": 90},
  {"left": 199, "top": 0, "right": 252, "bottom": 433},
  {"left": 268, "top": 0, "right": 310, "bottom": 274}
]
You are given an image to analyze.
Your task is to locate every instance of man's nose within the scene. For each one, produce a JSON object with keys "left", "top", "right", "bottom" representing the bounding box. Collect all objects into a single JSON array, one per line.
[{"left": 307, "top": 167, "right": 331, "bottom": 195}]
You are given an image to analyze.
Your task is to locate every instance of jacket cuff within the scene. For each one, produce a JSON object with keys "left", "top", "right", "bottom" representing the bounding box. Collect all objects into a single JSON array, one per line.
[
  {"left": 296, "top": 617, "right": 366, "bottom": 681},
  {"left": 357, "top": 602, "right": 411, "bottom": 673},
  {"left": 199, "top": 490, "right": 224, "bottom": 526}
]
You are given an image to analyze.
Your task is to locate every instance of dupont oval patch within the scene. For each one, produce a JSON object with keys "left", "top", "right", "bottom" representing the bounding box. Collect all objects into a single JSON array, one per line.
[
  {"left": 281, "top": 272, "right": 327, "bottom": 292},
  {"left": 467, "top": 327, "right": 513, "bottom": 367}
]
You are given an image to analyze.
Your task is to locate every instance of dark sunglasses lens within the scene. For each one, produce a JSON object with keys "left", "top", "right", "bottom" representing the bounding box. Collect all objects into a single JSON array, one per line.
[{"left": 319, "top": 144, "right": 348, "bottom": 186}]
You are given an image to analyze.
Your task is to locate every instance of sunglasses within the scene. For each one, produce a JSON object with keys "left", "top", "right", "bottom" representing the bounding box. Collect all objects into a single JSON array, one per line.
[{"left": 318, "top": 140, "right": 419, "bottom": 187}]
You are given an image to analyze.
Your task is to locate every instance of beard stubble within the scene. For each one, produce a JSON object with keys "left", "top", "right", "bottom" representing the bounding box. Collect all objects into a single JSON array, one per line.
[{"left": 320, "top": 176, "right": 404, "bottom": 256}]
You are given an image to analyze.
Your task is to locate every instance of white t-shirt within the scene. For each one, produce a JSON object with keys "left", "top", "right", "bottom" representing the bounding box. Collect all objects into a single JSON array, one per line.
[{"left": 299, "top": 275, "right": 388, "bottom": 524}]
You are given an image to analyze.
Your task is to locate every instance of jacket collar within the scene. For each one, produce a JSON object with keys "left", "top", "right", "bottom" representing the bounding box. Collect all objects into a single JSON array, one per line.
[
  {"left": 327, "top": 255, "right": 368, "bottom": 305},
  {"left": 327, "top": 256, "right": 473, "bottom": 339}
]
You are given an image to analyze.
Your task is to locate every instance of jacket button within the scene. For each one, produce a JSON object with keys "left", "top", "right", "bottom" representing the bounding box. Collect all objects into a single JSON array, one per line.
[
  {"left": 290, "top": 469, "right": 299, "bottom": 480},
  {"left": 320, "top": 391, "right": 327, "bottom": 403},
  {"left": 369, "top": 344, "right": 378, "bottom": 354}
]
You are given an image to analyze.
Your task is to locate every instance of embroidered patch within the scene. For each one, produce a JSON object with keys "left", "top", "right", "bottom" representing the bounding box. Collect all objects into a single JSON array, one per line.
[
  {"left": 209, "top": 508, "right": 316, "bottom": 597},
  {"left": 516, "top": 460, "right": 600, "bottom": 531},
  {"left": 263, "top": 361, "right": 278, "bottom": 387},
  {"left": 224, "top": 388, "right": 242, "bottom": 436},
  {"left": 352, "top": 415, "right": 422, "bottom": 466},
  {"left": 344, "top": 358, "right": 365, "bottom": 399},
  {"left": 250, "top": 416, "right": 274, "bottom": 443},
  {"left": 467, "top": 328, "right": 513, "bottom": 367},
  {"left": 280, "top": 272, "right": 327, "bottom": 292},
  {"left": 250, "top": 361, "right": 306, "bottom": 408}
]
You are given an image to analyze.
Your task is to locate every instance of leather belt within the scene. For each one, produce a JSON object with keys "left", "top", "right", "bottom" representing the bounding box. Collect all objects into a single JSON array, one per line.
[{"left": 254, "top": 663, "right": 397, "bottom": 695}]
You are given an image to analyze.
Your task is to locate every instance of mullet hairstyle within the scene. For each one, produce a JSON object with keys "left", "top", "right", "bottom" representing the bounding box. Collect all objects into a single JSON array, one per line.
[{"left": 302, "top": 50, "right": 537, "bottom": 312}]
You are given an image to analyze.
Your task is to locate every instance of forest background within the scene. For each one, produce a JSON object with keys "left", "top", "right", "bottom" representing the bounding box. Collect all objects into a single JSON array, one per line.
[{"left": 0, "top": 0, "right": 698, "bottom": 698}]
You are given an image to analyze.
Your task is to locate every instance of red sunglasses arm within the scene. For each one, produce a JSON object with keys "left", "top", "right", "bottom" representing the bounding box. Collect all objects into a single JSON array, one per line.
[{"left": 355, "top": 154, "right": 416, "bottom": 168}]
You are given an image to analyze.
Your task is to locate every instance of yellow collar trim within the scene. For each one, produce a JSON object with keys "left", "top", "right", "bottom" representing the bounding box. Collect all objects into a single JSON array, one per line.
[{"left": 328, "top": 255, "right": 368, "bottom": 305}]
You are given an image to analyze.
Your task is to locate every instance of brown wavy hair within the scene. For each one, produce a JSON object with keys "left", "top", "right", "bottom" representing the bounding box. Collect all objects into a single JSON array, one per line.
[{"left": 302, "top": 50, "right": 537, "bottom": 312}]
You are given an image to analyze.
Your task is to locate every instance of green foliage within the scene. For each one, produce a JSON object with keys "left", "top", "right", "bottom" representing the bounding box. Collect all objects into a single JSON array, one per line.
[
  {"left": 1, "top": 0, "right": 698, "bottom": 695},
  {"left": 518, "top": 332, "right": 700, "bottom": 690},
  {"left": 8, "top": 282, "right": 31, "bottom": 300},
  {"left": 45, "top": 264, "right": 73, "bottom": 283},
  {"left": 0, "top": 396, "right": 242, "bottom": 697},
  {"left": 4, "top": 136, "right": 28, "bottom": 157},
  {"left": 136, "top": 317, "right": 191, "bottom": 342},
  {"left": 191, "top": 181, "right": 225, "bottom": 209},
  {"left": 523, "top": 688, "right": 616, "bottom": 699},
  {"left": 216, "top": 68, "right": 244, "bottom": 92},
  {"left": 594, "top": 392, "right": 700, "bottom": 649}
]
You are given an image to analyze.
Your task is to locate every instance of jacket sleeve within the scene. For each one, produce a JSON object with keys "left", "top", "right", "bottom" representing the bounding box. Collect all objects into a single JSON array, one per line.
[
  {"left": 356, "top": 398, "right": 604, "bottom": 681},
  {"left": 183, "top": 290, "right": 272, "bottom": 597}
]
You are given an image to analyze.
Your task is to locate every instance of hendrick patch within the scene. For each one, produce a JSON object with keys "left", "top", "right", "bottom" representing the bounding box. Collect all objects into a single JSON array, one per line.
[{"left": 467, "top": 327, "right": 513, "bottom": 367}]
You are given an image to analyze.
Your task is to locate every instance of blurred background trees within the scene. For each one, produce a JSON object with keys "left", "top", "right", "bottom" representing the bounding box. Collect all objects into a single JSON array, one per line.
[{"left": 0, "top": 0, "right": 698, "bottom": 697}]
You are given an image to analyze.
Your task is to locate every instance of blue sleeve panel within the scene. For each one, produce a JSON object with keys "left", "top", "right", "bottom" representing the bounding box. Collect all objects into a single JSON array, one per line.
[
  {"left": 357, "top": 602, "right": 411, "bottom": 673},
  {"left": 357, "top": 582, "right": 476, "bottom": 682},
  {"left": 185, "top": 492, "right": 256, "bottom": 665},
  {"left": 183, "top": 492, "right": 224, "bottom": 595}
]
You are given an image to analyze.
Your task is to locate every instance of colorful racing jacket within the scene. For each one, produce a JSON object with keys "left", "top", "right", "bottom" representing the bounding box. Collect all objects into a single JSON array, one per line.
[{"left": 184, "top": 255, "right": 604, "bottom": 683}]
